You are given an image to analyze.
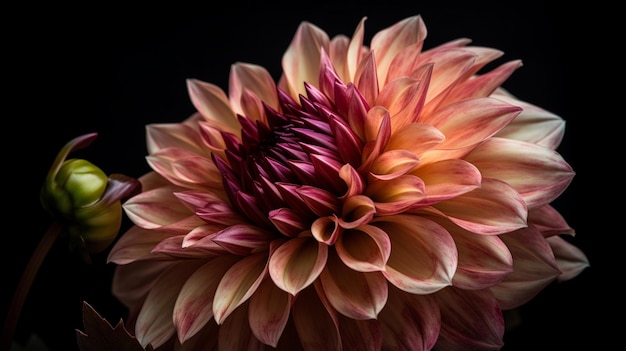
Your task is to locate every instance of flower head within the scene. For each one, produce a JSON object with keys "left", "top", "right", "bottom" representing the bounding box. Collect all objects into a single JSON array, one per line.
[
  {"left": 41, "top": 133, "right": 141, "bottom": 257},
  {"left": 108, "top": 15, "right": 588, "bottom": 350}
]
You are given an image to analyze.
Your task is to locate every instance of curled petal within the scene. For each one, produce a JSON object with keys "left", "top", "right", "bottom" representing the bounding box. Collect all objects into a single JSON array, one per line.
[
  {"left": 269, "top": 237, "right": 328, "bottom": 295},
  {"left": 369, "top": 149, "right": 420, "bottom": 180},
  {"left": 366, "top": 175, "right": 425, "bottom": 215},
  {"left": 374, "top": 214, "right": 456, "bottom": 294},
  {"left": 337, "top": 195, "right": 376, "bottom": 229},
  {"left": 319, "top": 252, "right": 388, "bottom": 320},
  {"left": 311, "top": 215, "right": 342, "bottom": 245},
  {"left": 336, "top": 224, "right": 391, "bottom": 272}
]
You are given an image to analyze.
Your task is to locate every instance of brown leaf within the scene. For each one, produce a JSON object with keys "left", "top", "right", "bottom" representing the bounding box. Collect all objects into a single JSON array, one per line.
[{"left": 76, "top": 301, "right": 153, "bottom": 351}]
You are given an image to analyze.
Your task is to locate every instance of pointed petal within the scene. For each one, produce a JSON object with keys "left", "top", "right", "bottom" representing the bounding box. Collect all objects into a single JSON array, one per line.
[
  {"left": 292, "top": 285, "right": 342, "bottom": 350},
  {"left": 248, "top": 277, "right": 293, "bottom": 347},
  {"left": 370, "top": 149, "right": 420, "bottom": 180},
  {"left": 229, "top": 62, "right": 279, "bottom": 119},
  {"left": 186, "top": 79, "right": 240, "bottom": 135},
  {"left": 493, "top": 90, "right": 566, "bottom": 149},
  {"left": 492, "top": 226, "right": 561, "bottom": 309},
  {"left": 366, "top": 175, "right": 425, "bottom": 215},
  {"left": 282, "top": 21, "right": 330, "bottom": 98},
  {"left": 529, "top": 205, "right": 575, "bottom": 237},
  {"left": 173, "top": 256, "right": 237, "bottom": 343},
  {"left": 378, "top": 286, "right": 440, "bottom": 351},
  {"left": 546, "top": 235, "right": 590, "bottom": 282},
  {"left": 335, "top": 224, "right": 391, "bottom": 272},
  {"left": 434, "top": 287, "right": 504, "bottom": 350},
  {"left": 135, "top": 261, "right": 204, "bottom": 349},
  {"left": 107, "top": 226, "right": 173, "bottom": 264},
  {"left": 414, "top": 159, "right": 481, "bottom": 205},
  {"left": 465, "top": 137, "right": 574, "bottom": 210},
  {"left": 370, "top": 15, "right": 427, "bottom": 85},
  {"left": 123, "top": 187, "right": 194, "bottom": 229},
  {"left": 319, "top": 253, "right": 388, "bottom": 319},
  {"left": 112, "top": 260, "right": 175, "bottom": 310},
  {"left": 211, "top": 224, "right": 275, "bottom": 255},
  {"left": 374, "top": 214, "right": 456, "bottom": 294},
  {"left": 146, "top": 123, "right": 204, "bottom": 155},
  {"left": 269, "top": 237, "right": 328, "bottom": 295},
  {"left": 217, "top": 303, "right": 266, "bottom": 350},
  {"left": 385, "top": 122, "right": 445, "bottom": 156},
  {"left": 336, "top": 316, "right": 383, "bottom": 351},
  {"left": 213, "top": 253, "right": 267, "bottom": 324},
  {"left": 433, "top": 178, "right": 528, "bottom": 235}
]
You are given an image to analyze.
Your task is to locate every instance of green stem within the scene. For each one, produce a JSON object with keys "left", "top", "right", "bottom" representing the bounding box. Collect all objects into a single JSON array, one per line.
[{"left": 1, "top": 221, "right": 63, "bottom": 351}]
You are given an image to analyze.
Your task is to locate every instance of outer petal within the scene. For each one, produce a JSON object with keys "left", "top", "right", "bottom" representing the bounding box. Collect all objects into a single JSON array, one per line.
[
  {"left": 213, "top": 253, "right": 268, "bottom": 324},
  {"left": 112, "top": 260, "right": 175, "bottom": 312},
  {"left": 319, "top": 252, "right": 388, "bottom": 320},
  {"left": 370, "top": 15, "right": 427, "bottom": 86},
  {"left": 123, "top": 187, "right": 194, "bottom": 230},
  {"left": 491, "top": 226, "right": 561, "bottom": 309},
  {"left": 173, "top": 256, "right": 238, "bottom": 343},
  {"left": 336, "top": 315, "right": 383, "bottom": 351},
  {"left": 186, "top": 79, "right": 240, "bottom": 135},
  {"left": 432, "top": 178, "right": 528, "bottom": 235},
  {"left": 546, "top": 235, "right": 590, "bottom": 282},
  {"left": 434, "top": 287, "right": 504, "bottom": 350},
  {"left": 373, "top": 214, "right": 456, "bottom": 294},
  {"left": 529, "top": 205, "right": 575, "bottom": 237},
  {"left": 281, "top": 21, "right": 330, "bottom": 99},
  {"left": 291, "top": 285, "right": 342, "bottom": 350},
  {"left": 146, "top": 122, "right": 205, "bottom": 155},
  {"left": 107, "top": 226, "right": 173, "bottom": 264},
  {"left": 248, "top": 278, "right": 293, "bottom": 347},
  {"left": 269, "top": 237, "right": 328, "bottom": 295},
  {"left": 228, "top": 62, "right": 279, "bottom": 120},
  {"left": 493, "top": 89, "right": 566, "bottom": 149},
  {"left": 135, "top": 261, "right": 204, "bottom": 349},
  {"left": 464, "top": 137, "right": 574, "bottom": 210},
  {"left": 217, "top": 302, "right": 265, "bottom": 351},
  {"left": 378, "top": 285, "right": 441, "bottom": 351},
  {"left": 413, "top": 159, "right": 481, "bottom": 206}
]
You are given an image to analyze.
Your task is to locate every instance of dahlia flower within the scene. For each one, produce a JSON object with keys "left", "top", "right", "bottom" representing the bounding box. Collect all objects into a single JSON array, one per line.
[{"left": 108, "top": 15, "right": 589, "bottom": 350}]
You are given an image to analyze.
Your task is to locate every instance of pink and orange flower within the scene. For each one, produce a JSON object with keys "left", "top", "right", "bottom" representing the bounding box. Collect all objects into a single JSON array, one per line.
[{"left": 108, "top": 15, "right": 589, "bottom": 350}]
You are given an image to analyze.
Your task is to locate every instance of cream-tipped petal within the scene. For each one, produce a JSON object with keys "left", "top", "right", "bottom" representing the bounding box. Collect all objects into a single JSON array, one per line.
[
  {"left": 213, "top": 253, "right": 267, "bottom": 324},
  {"left": 269, "top": 237, "right": 328, "bottom": 295},
  {"left": 374, "top": 214, "right": 457, "bottom": 294},
  {"left": 335, "top": 224, "right": 391, "bottom": 272},
  {"left": 186, "top": 79, "right": 240, "bottom": 135},
  {"left": 547, "top": 235, "right": 590, "bottom": 282},
  {"left": 319, "top": 253, "right": 388, "bottom": 319}
]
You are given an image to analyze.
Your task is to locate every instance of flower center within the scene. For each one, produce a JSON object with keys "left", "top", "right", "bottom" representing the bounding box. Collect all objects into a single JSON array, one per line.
[{"left": 215, "top": 86, "right": 355, "bottom": 234}]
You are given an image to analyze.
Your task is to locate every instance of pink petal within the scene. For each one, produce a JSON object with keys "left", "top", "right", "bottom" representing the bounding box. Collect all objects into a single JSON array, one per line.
[
  {"left": 146, "top": 123, "right": 204, "bottom": 155},
  {"left": 123, "top": 187, "right": 194, "bottom": 229},
  {"left": 281, "top": 21, "right": 330, "bottom": 98},
  {"left": 135, "top": 261, "right": 204, "bottom": 349},
  {"left": 319, "top": 253, "right": 388, "bottom": 319},
  {"left": 385, "top": 122, "right": 445, "bottom": 156},
  {"left": 248, "top": 278, "right": 293, "bottom": 347},
  {"left": 213, "top": 253, "right": 268, "bottom": 324},
  {"left": 173, "top": 256, "right": 237, "bottom": 343},
  {"left": 374, "top": 214, "right": 456, "bottom": 294},
  {"left": 345, "top": 17, "right": 367, "bottom": 82},
  {"left": 112, "top": 260, "right": 175, "bottom": 311},
  {"left": 492, "top": 226, "right": 561, "bottom": 309},
  {"left": 269, "top": 207, "right": 309, "bottom": 237},
  {"left": 228, "top": 62, "right": 278, "bottom": 120},
  {"left": 414, "top": 159, "right": 481, "bottom": 206},
  {"left": 186, "top": 78, "right": 240, "bottom": 135},
  {"left": 464, "top": 137, "right": 574, "bottom": 210},
  {"left": 366, "top": 175, "right": 425, "bottom": 215},
  {"left": 493, "top": 90, "right": 566, "bottom": 149},
  {"left": 378, "top": 286, "right": 441, "bottom": 351},
  {"left": 218, "top": 302, "right": 266, "bottom": 350},
  {"left": 211, "top": 224, "right": 275, "bottom": 255},
  {"left": 432, "top": 178, "right": 528, "bottom": 235},
  {"left": 269, "top": 237, "right": 328, "bottom": 295},
  {"left": 434, "top": 287, "right": 504, "bottom": 350},
  {"left": 337, "top": 195, "right": 376, "bottom": 229},
  {"left": 335, "top": 224, "right": 391, "bottom": 272},
  {"left": 291, "top": 285, "right": 341, "bottom": 350},
  {"left": 546, "top": 235, "right": 590, "bottom": 282},
  {"left": 529, "top": 205, "right": 575, "bottom": 237},
  {"left": 370, "top": 15, "right": 427, "bottom": 85},
  {"left": 336, "top": 315, "right": 383, "bottom": 351},
  {"left": 107, "top": 226, "right": 173, "bottom": 264},
  {"left": 375, "top": 76, "right": 427, "bottom": 133},
  {"left": 445, "top": 60, "right": 522, "bottom": 102},
  {"left": 369, "top": 149, "right": 420, "bottom": 180},
  {"left": 353, "top": 51, "right": 379, "bottom": 105}
]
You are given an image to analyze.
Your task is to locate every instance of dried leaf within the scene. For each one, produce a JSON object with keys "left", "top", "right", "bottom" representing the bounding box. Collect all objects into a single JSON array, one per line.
[{"left": 76, "top": 301, "right": 153, "bottom": 351}]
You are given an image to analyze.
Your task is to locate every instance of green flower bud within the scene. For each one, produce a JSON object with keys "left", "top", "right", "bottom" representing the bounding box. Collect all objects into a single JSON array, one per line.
[{"left": 40, "top": 133, "right": 141, "bottom": 256}]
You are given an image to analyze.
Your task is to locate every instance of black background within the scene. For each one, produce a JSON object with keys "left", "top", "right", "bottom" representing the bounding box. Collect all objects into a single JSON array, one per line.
[{"left": 3, "top": 2, "right": 613, "bottom": 350}]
